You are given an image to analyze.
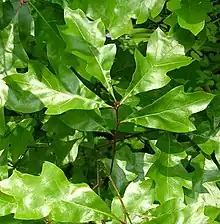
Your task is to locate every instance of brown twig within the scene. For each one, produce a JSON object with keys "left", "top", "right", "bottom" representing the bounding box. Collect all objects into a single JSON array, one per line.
[
  {"left": 44, "top": 219, "right": 53, "bottom": 224},
  {"left": 109, "top": 175, "right": 132, "bottom": 224},
  {"left": 15, "top": 0, "right": 29, "bottom": 17},
  {"left": 110, "top": 101, "right": 120, "bottom": 174}
]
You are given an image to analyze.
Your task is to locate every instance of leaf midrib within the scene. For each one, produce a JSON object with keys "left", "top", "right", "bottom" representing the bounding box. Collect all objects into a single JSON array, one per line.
[
  {"left": 121, "top": 58, "right": 188, "bottom": 104},
  {"left": 124, "top": 98, "right": 208, "bottom": 122}
]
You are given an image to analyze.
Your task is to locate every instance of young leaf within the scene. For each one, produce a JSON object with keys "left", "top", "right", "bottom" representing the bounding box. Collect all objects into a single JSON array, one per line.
[
  {"left": 120, "top": 28, "right": 192, "bottom": 104},
  {"left": 122, "top": 86, "right": 214, "bottom": 133},
  {"left": 4, "top": 61, "right": 108, "bottom": 114},
  {"left": 59, "top": 8, "right": 116, "bottom": 99},
  {"left": 0, "top": 162, "right": 116, "bottom": 222}
]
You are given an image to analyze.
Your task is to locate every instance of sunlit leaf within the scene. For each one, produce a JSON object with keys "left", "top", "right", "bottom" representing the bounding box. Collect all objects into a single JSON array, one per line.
[
  {"left": 59, "top": 8, "right": 116, "bottom": 99},
  {"left": 0, "top": 22, "right": 28, "bottom": 76},
  {"left": 120, "top": 28, "right": 192, "bottom": 104},
  {"left": 111, "top": 179, "right": 154, "bottom": 223},
  {"left": 122, "top": 86, "right": 214, "bottom": 132},
  {"left": 4, "top": 61, "right": 108, "bottom": 114},
  {"left": 0, "top": 162, "right": 115, "bottom": 222}
]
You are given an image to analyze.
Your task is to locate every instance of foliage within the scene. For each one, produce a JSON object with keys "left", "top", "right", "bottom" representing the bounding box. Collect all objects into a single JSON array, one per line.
[{"left": 0, "top": 0, "right": 220, "bottom": 223}]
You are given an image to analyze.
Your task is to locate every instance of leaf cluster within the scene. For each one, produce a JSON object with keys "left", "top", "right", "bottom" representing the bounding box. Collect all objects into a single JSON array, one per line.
[{"left": 0, "top": 0, "right": 220, "bottom": 223}]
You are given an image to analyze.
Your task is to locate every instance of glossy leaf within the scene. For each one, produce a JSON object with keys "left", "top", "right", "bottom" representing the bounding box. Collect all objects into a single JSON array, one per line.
[
  {"left": 0, "top": 0, "right": 219, "bottom": 223},
  {"left": 0, "top": 22, "right": 28, "bottom": 76},
  {"left": 59, "top": 8, "right": 116, "bottom": 99},
  {"left": 120, "top": 28, "right": 192, "bottom": 104},
  {"left": 143, "top": 199, "right": 209, "bottom": 224},
  {"left": 122, "top": 86, "right": 214, "bottom": 132},
  {"left": 147, "top": 141, "right": 191, "bottom": 202},
  {"left": 77, "top": 0, "right": 166, "bottom": 38},
  {"left": 0, "top": 162, "right": 115, "bottom": 222},
  {"left": 4, "top": 61, "right": 108, "bottom": 114}
]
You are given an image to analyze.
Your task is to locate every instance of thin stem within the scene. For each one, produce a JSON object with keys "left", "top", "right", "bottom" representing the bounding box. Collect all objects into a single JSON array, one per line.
[
  {"left": 109, "top": 175, "right": 132, "bottom": 224},
  {"left": 13, "top": 148, "right": 29, "bottom": 168},
  {"left": 97, "top": 161, "right": 101, "bottom": 196},
  {"left": 110, "top": 102, "right": 120, "bottom": 174}
]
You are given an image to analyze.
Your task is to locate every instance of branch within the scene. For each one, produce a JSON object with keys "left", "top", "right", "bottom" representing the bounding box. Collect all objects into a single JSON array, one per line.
[
  {"left": 109, "top": 175, "right": 133, "bottom": 224},
  {"left": 110, "top": 101, "right": 120, "bottom": 174}
]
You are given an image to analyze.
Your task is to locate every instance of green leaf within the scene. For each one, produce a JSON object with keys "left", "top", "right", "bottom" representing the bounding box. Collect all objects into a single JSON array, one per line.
[
  {"left": 167, "top": 0, "right": 211, "bottom": 35},
  {"left": 8, "top": 118, "right": 35, "bottom": 162},
  {"left": 59, "top": 8, "right": 116, "bottom": 99},
  {"left": 147, "top": 141, "right": 191, "bottom": 202},
  {"left": 156, "top": 133, "right": 186, "bottom": 154},
  {"left": 111, "top": 179, "right": 154, "bottom": 223},
  {"left": 0, "top": 148, "right": 8, "bottom": 180},
  {"left": 168, "top": 0, "right": 211, "bottom": 24},
  {"left": 199, "top": 182, "right": 220, "bottom": 208},
  {"left": 120, "top": 28, "right": 192, "bottom": 104},
  {"left": 122, "top": 86, "right": 214, "bottom": 132},
  {"left": 0, "top": 192, "right": 16, "bottom": 216},
  {"left": 0, "top": 215, "right": 42, "bottom": 224},
  {"left": 0, "top": 79, "right": 8, "bottom": 135},
  {"left": 198, "top": 130, "right": 220, "bottom": 155},
  {"left": 82, "top": 0, "right": 166, "bottom": 38},
  {"left": 0, "top": 22, "right": 28, "bottom": 76},
  {"left": 104, "top": 146, "right": 158, "bottom": 192},
  {"left": 0, "top": 1, "right": 14, "bottom": 30},
  {"left": 143, "top": 199, "right": 209, "bottom": 224},
  {"left": 5, "top": 61, "right": 108, "bottom": 114},
  {"left": 191, "top": 153, "right": 220, "bottom": 187},
  {"left": 135, "top": 0, "right": 166, "bottom": 24},
  {"left": 0, "top": 161, "right": 115, "bottom": 222},
  {"left": 178, "top": 17, "right": 205, "bottom": 36},
  {"left": 59, "top": 109, "right": 110, "bottom": 133},
  {"left": 61, "top": 131, "right": 84, "bottom": 165},
  {"left": 207, "top": 95, "right": 220, "bottom": 129}
]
